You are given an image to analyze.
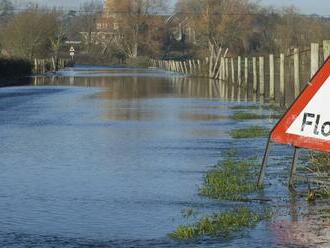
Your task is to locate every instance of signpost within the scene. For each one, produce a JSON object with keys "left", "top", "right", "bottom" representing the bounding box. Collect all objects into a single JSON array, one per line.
[
  {"left": 69, "top": 46, "right": 75, "bottom": 61},
  {"left": 258, "top": 57, "right": 330, "bottom": 189}
]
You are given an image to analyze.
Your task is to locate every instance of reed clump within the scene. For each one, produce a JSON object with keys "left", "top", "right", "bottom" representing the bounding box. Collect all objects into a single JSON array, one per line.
[
  {"left": 169, "top": 207, "right": 269, "bottom": 240},
  {"left": 230, "top": 126, "right": 269, "bottom": 139},
  {"left": 200, "top": 158, "right": 261, "bottom": 201}
]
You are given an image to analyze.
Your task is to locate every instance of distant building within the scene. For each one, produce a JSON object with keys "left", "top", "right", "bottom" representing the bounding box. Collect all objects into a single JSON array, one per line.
[{"left": 80, "top": 0, "right": 196, "bottom": 55}]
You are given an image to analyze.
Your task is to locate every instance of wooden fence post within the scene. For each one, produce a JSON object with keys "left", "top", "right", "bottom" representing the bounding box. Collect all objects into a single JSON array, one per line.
[
  {"left": 225, "top": 58, "right": 229, "bottom": 82},
  {"left": 189, "top": 60, "right": 193, "bottom": 74},
  {"left": 280, "top": 53, "right": 285, "bottom": 104},
  {"left": 222, "top": 57, "right": 226, "bottom": 80},
  {"left": 323, "top": 40, "right": 330, "bottom": 61},
  {"left": 311, "top": 43, "right": 319, "bottom": 78},
  {"left": 183, "top": 61, "right": 188, "bottom": 74},
  {"left": 231, "top": 58, "right": 235, "bottom": 84},
  {"left": 269, "top": 54, "right": 275, "bottom": 99},
  {"left": 259, "top": 56, "right": 265, "bottom": 96},
  {"left": 294, "top": 48, "right": 300, "bottom": 98},
  {"left": 253, "top": 57, "right": 257, "bottom": 92},
  {"left": 244, "top": 57, "right": 248, "bottom": 88},
  {"left": 237, "top": 56, "right": 241, "bottom": 86}
]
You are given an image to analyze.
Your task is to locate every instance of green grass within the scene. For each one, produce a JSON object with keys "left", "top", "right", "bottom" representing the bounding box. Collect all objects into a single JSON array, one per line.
[
  {"left": 230, "top": 105, "right": 259, "bottom": 110},
  {"left": 309, "top": 152, "right": 330, "bottom": 172},
  {"left": 305, "top": 152, "right": 330, "bottom": 198},
  {"left": 169, "top": 151, "right": 271, "bottom": 241},
  {"left": 169, "top": 207, "right": 269, "bottom": 240},
  {"left": 230, "top": 126, "right": 269, "bottom": 139},
  {"left": 263, "top": 104, "right": 284, "bottom": 113},
  {"left": 200, "top": 159, "right": 261, "bottom": 201},
  {"left": 230, "top": 104, "right": 284, "bottom": 113},
  {"left": 231, "top": 112, "right": 281, "bottom": 121}
]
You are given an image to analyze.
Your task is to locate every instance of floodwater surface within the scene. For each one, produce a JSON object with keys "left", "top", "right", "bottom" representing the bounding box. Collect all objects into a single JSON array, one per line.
[{"left": 0, "top": 66, "right": 319, "bottom": 247}]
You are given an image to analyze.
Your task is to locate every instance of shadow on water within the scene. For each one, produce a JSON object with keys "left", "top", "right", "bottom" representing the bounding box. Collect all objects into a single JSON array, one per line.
[{"left": 0, "top": 65, "right": 323, "bottom": 247}]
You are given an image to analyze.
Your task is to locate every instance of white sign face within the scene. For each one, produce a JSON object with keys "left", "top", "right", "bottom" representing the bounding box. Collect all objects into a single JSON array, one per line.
[
  {"left": 70, "top": 46, "right": 75, "bottom": 52},
  {"left": 70, "top": 52, "right": 75, "bottom": 57},
  {"left": 286, "top": 75, "right": 330, "bottom": 140}
]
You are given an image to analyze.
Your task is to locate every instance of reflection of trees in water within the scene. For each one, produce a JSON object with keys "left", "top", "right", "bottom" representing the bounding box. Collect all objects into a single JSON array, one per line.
[
  {"left": 33, "top": 73, "right": 258, "bottom": 101},
  {"left": 33, "top": 72, "right": 270, "bottom": 121}
]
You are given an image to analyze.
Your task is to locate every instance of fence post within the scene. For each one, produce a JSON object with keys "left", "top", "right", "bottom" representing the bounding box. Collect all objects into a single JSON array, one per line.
[
  {"left": 237, "top": 56, "right": 241, "bottom": 86},
  {"left": 183, "top": 61, "right": 188, "bottom": 74},
  {"left": 280, "top": 53, "right": 285, "bottom": 104},
  {"left": 231, "top": 58, "right": 235, "bottom": 84},
  {"left": 209, "top": 45, "right": 214, "bottom": 78},
  {"left": 244, "top": 57, "right": 248, "bottom": 88},
  {"left": 259, "top": 56, "right": 265, "bottom": 96},
  {"left": 323, "top": 40, "right": 330, "bottom": 61},
  {"left": 188, "top": 60, "right": 193, "bottom": 74},
  {"left": 225, "top": 58, "right": 229, "bottom": 82},
  {"left": 269, "top": 54, "right": 275, "bottom": 99},
  {"left": 294, "top": 48, "right": 300, "bottom": 98},
  {"left": 253, "top": 57, "right": 257, "bottom": 92},
  {"left": 311, "top": 43, "right": 319, "bottom": 78}
]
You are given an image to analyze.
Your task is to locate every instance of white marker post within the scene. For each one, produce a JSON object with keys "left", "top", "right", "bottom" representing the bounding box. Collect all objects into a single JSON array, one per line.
[{"left": 69, "top": 46, "right": 75, "bottom": 62}]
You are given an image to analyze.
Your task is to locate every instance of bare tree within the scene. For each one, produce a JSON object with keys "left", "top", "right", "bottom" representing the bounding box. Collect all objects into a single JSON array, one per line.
[
  {"left": 2, "top": 8, "right": 59, "bottom": 59},
  {"left": 109, "top": 0, "right": 167, "bottom": 58}
]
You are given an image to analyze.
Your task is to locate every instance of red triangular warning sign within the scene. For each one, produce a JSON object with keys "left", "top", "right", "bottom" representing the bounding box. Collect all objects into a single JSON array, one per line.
[{"left": 271, "top": 57, "right": 330, "bottom": 152}]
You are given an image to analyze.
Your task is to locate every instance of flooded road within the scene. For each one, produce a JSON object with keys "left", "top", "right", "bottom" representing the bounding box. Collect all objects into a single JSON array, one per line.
[{"left": 0, "top": 66, "right": 320, "bottom": 247}]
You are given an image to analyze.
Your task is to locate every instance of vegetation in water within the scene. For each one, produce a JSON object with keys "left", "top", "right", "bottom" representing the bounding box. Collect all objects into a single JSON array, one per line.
[
  {"left": 200, "top": 158, "right": 261, "bottom": 201},
  {"left": 230, "top": 105, "right": 259, "bottom": 110},
  {"left": 305, "top": 152, "right": 330, "bottom": 198},
  {"left": 230, "top": 126, "right": 269, "bottom": 139},
  {"left": 231, "top": 112, "right": 280, "bottom": 121},
  {"left": 169, "top": 207, "right": 270, "bottom": 240},
  {"left": 263, "top": 104, "right": 285, "bottom": 113}
]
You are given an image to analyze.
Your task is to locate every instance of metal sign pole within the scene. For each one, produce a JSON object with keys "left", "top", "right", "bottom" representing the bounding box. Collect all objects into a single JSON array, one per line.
[
  {"left": 289, "top": 147, "right": 299, "bottom": 191},
  {"left": 257, "top": 136, "right": 272, "bottom": 187}
]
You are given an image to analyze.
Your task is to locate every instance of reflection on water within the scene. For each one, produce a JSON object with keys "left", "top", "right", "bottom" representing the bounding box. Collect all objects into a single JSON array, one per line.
[{"left": 33, "top": 67, "right": 264, "bottom": 103}]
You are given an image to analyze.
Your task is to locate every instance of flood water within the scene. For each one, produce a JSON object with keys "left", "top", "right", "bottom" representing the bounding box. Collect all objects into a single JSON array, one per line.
[{"left": 0, "top": 66, "right": 319, "bottom": 247}]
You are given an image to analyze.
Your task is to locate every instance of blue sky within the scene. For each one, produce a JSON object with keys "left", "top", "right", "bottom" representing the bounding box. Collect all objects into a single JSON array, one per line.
[
  {"left": 260, "top": 0, "right": 330, "bottom": 15},
  {"left": 18, "top": 0, "right": 330, "bottom": 16}
]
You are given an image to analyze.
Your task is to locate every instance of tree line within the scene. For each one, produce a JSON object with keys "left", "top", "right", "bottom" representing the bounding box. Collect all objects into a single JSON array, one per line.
[{"left": 0, "top": 0, "right": 329, "bottom": 64}]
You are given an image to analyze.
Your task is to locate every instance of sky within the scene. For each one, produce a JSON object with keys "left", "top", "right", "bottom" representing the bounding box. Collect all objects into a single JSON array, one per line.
[
  {"left": 14, "top": 0, "right": 330, "bottom": 16},
  {"left": 260, "top": 0, "right": 330, "bottom": 16}
]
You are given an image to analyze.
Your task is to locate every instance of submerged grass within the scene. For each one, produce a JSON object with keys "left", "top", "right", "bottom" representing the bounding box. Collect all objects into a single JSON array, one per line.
[
  {"left": 169, "top": 150, "right": 271, "bottom": 241},
  {"left": 231, "top": 112, "right": 280, "bottom": 121},
  {"left": 230, "top": 126, "right": 269, "bottom": 139},
  {"left": 200, "top": 158, "right": 261, "bottom": 201},
  {"left": 230, "top": 105, "right": 259, "bottom": 110},
  {"left": 169, "top": 207, "right": 270, "bottom": 240},
  {"left": 306, "top": 152, "right": 330, "bottom": 198},
  {"left": 230, "top": 104, "right": 284, "bottom": 113}
]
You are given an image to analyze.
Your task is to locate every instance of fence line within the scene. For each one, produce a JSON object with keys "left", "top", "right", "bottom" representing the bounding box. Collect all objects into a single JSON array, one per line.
[
  {"left": 150, "top": 40, "right": 330, "bottom": 106},
  {"left": 33, "top": 57, "right": 71, "bottom": 74}
]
